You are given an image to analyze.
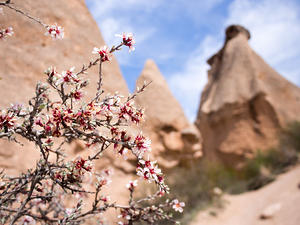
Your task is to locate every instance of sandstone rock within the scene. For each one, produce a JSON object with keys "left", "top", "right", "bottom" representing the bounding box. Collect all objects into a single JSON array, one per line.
[
  {"left": 135, "top": 59, "right": 202, "bottom": 168},
  {"left": 0, "top": 1, "right": 133, "bottom": 222},
  {"left": 0, "top": 0, "right": 130, "bottom": 175},
  {"left": 196, "top": 25, "right": 300, "bottom": 167},
  {"left": 260, "top": 203, "right": 281, "bottom": 220}
]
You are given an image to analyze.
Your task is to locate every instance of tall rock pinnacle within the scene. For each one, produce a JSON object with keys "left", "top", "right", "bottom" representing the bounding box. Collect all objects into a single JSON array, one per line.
[
  {"left": 135, "top": 59, "right": 202, "bottom": 168},
  {"left": 196, "top": 25, "right": 300, "bottom": 166}
]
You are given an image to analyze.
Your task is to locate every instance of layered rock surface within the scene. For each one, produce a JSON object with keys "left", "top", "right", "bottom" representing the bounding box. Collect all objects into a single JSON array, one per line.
[
  {"left": 196, "top": 25, "right": 300, "bottom": 166},
  {"left": 135, "top": 60, "right": 202, "bottom": 168}
]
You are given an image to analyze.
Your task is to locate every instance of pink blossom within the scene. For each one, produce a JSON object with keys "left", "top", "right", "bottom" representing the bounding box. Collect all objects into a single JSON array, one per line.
[
  {"left": 172, "top": 199, "right": 185, "bottom": 213},
  {"left": 103, "top": 168, "right": 114, "bottom": 176},
  {"left": 73, "top": 90, "right": 84, "bottom": 100},
  {"left": 35, "top": 117, "right": 44, "bottom": 127},
  {"left": 74, "top": 157, "right": 92, "bottom": 175},
  {"left": 0, "top": 110, "right": 16, "bottom": 131},
  {"left": 118, "top": 209, "right": 131, "bottom": 220},
  {"left": 96, "top": 169, "right": 113, "bottom": 187},
  {"left": 118, "top": 101, "right": 144, "bottom": 124},
  {"left": 97, "top": 175, "right": 112, "bottom": 186},
  {"left": 56, "top": 67, "right": 79, "bottom": 85},
  {"left": 92, "top": 46, "right": 111, "bottom": 62},
  {"left": 126, "top": 180, "right": 138, "bottom": 191},
  {"left": 137, "top": 158, "right": 163, "bottom": 185},
  {"left": 5, "top": 27, "right": 13, "bottom": 36},
  {"left": 101, "top": 196, "right": 111, "bottom": 203},
  {"left": 118, "top": 222, "right": 129, "bottom": 225},
  {"left": 44, "top": 66, "right": 57, "bottom": 78},
  {"left": 45, "top": 24, "right": 64, "bottom": 40},
  {"left": 116, "top": 32, "right": 135, "bottom": 52},
  {"left": 19, "top": 216, "right": 36, "bottom": 225},
  {"left": 132, "top": 133, "right": 151, "bottom": 158},
  {"left": 0, "top": 27, "right": 14, "bottom": 39},
  {"left": 65, "top": 208, "right": 74, "bottom": 216}
]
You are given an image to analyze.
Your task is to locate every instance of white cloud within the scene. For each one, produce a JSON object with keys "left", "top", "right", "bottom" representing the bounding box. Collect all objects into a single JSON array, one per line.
[
  {"left": 87, "top": 0, "right": 161, "bottom": 16},
  {"left": 226, "top": 0, "right": 300, "bottom": 84},
  {"left": 86, "top": 0, "right": 159, "bottom": 67},
  {"left": 86, "top": 0, "right": 226, "bottom": 67},
  {"left": 97, "top": 16, "right": 156, "bottom": 66},
  {"left": 160, "top": 0, "right": 224, "bottom": 22},
  {"left": 168, "top": 36, "right": 222, "bottom": 121}
]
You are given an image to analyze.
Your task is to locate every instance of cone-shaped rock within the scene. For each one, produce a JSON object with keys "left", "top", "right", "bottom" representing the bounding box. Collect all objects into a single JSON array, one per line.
[
  {"left": 0, "top": 0, "right": 129, "bottom": 173},
  {"left": 196, "top": 25, "right": 300, "bottom": 166},
  {"left": 136, "top": 60, "right": 202, "bottom": 168}
]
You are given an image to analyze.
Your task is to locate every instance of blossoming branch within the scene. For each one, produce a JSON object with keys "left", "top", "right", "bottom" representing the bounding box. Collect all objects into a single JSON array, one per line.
[{"left": 0, "top": 1, "right": 184, "bottom": 225}]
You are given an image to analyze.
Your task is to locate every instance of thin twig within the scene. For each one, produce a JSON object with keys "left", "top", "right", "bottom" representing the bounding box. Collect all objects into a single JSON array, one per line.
[{"left": 2, "top": 3, "right": 47, "bottom": 27}]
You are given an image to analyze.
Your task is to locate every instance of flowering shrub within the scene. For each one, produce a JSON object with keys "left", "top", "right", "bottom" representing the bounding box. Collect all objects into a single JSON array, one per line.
[{"left": 0, "top": 1, "right": 184, "bottom": 225}]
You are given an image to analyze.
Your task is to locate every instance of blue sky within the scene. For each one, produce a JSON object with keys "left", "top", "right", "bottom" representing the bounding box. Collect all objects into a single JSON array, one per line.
[{"left": 86, "top": 0, "right": 300, "bottom": 122}]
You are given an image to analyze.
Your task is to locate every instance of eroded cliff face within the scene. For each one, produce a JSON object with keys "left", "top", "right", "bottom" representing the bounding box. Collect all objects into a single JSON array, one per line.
[
  {"left": 196, "top": 25, "right": 300, "bottom": 167},
  {"left": 135, "top": 60, "right": 202, "bottom": 168},
  {"left": 0, "top": 1, "right": 133, "bottom": 221},
  {"left": 0, "top": 0, "right": 130, "bottom": 178}
]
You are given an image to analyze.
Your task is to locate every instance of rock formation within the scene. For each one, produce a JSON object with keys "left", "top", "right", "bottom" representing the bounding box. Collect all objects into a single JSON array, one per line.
[
  {"left": 196, "top": 25, "right": 300, "bottom": 167},
  {"left": 135, "top": 59, "right": 202, "bottom": 168},
  {"left": 0, "top": 1, "right": 133, "bottom": 222},
  {"left": 0, "top": 0, "right": 130, "bottom": 174}
]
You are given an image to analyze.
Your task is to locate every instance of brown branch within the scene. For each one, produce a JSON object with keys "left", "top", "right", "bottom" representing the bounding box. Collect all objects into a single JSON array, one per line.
[{"left": 1, "top": 3, "right": 47, "bottom": 27}]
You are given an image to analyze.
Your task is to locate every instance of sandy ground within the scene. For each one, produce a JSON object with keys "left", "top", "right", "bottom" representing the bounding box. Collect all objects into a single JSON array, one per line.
[{"left": 190, "top": 166, "right": 300, "bottom": 225}]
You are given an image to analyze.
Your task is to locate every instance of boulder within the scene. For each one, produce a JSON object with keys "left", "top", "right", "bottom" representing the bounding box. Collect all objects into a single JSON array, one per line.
[
  {"left": 260, "top": 203, "right": 282, "bottom": 220},
  {"left": 196, "top": 25, "right": 300, "bottom": 167},
  {"left": 135, "top": 59, "right": 202, "bottom": 168}
]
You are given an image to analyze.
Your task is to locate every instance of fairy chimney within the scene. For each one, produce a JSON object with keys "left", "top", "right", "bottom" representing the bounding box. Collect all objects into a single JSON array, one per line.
[
  {"left": 135, "top": 60, "right": 202, "bottom": 168},
  {"left": 196, "top": 25, "right": 300, "bottom": 167}
]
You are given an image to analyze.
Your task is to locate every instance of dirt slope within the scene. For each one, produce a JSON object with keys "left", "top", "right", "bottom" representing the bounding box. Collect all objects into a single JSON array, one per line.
[{"left": 190, "top": 166, "right": 300, "bottom": 225}]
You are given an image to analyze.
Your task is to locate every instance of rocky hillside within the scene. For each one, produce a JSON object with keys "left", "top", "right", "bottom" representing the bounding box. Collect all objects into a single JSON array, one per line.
[
  {"left": 0, "top": 0, "right": 129, "bottom": 174},
  {"left": 196, "top": 25, "right": 300, "bottom": 167}
]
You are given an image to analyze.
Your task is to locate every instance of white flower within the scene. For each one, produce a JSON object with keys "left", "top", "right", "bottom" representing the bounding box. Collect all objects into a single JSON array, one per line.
[
  {"left": 1, "top": 27, "right": 14, "bottom": 39},
  {"left": 55, "top": 67, "right": 78, "bottom": 85},
  {"left": 213, "top": 187, "right": 223, "bottom": 196},
  {"left": 45, "top": 24, "right": 64, "bottom": 40},
  {"left": 19, "top": 216, "right": 36, "bottom": 225},
  {"left": 115, "top": 32, "right": 135, "bottom": 52},
  {"left": 92, "top": 46, "right": 111, "bottom": 62},
  {"left": 101, "top": 195, "right": 111, "bottom": 202},
  {"left": 65, "top": 208, "right": 74, "bottom": 216},
  {"left": 5, "top": 27, "right": 13, "bottom": 36},
  {"left": 126, "top": 180, "right": 138, "bottom": 190},
  {"left": 132, "top": 133, "right": 151, "bottom": 158},
  {"left": 172, "top": 199, "right": 185, "bottom": 213},
  {"left": 96, "top": 175, "right": 112, "bottom": 186},
  {"left": 118, "top": 222, "right": 128, "bottom": 225}
]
